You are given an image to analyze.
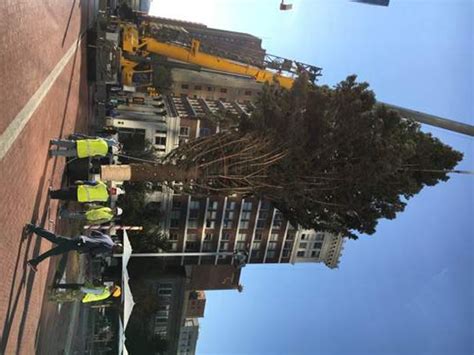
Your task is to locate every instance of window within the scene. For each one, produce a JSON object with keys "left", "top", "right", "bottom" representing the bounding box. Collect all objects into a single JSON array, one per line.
[
  {"left": 244, "top": 90, "right": 252, "bottom": 96},
  {"left": 172, "top": 200, "right": 181, "bottom": 209},
  {"left": 170, "top": 210, "right": 181, "bottom": 219},
  {"left": 237, "top": 233, "right": 247, "bottom": 241},
  {"left": 227, "top": 201, "right": 236, "bottom": 210},
  {"left": 204, "top": 233, "right": 214, "bottom": 241},
  {"left": 251, "top": 250, "right": 261, "bottom": 258},
  {"left": 206, "top": 220, "right": 216, "bottom": 229},
  {"left": 311, "top": 250, "right": 321, "bottom": 258},
  {"left": 270, "top": 233, "right": 279, "bottom": 241},
  {"left": 180, "top": 126, "right": 190, "bottom": 137},
  {"left": 155, "top": 136, "right": 167, "bottom": 146},
  {"left": 286, "top": 233, "right": 295, "bottom": 240},
  {"left": 301, "top": 234, "right": 307, "bottom": 240},
  {"left": 284, "top": 241, "right": 293, "bottom": 249},
  {"left": 188, "top": 218, "right": 199, "bottom": 229},
  {"left": 239, "top": 220, "right": 250, "bottom": 229},
  {"left": 158, "top": 288, "right": 172, "bottom": 296},
  {"left": 299, "top": 242, "right": 307, "bottom": 249},
  {"left": 155, "top": 128, "right": 167, "bottom": 134},
  {"left": 282, "top": 249, "right": 290, "bottom": 257},
  {"left": 181, "top": 84, "right": 189, "bottom": 89},
  {"left": 268, "top": 241, "right": 278, "bottom": 250},
  {"left": 223, "top": 220, "right": 233, "bottom": 229},
  {"left": 241, "top": 211, "right": 251, "bottom": 220},
  {"left": 209, "top": 201, "right": 218, "bottom": 210},
  {"left": 194, "top": 85, "right": 202, "bottom": 90},
  {"left": 187, "top": 233, "right": 198, "bottom": 241},
  {"left": 315, "top": 233, "right": 325, "bottom": 241},
  {"left": 169, "top": 242, "right": 178, "bottom": 251},
  {"left": 207, "top": 86, "right": 213, "bottom": 91},
  {"left": 256, "top": 220, "right": 266, "bottom": 229},
  {"left": 266, "top": 250, "right": 276, "bottom": 258},
  {"left": 236, "top": 241, "right": 246, "bottom": 250},
  {"left": 260, "top": 200, "right": 271, "bottom": 210},
  {"left": 186, "top": 241, "right": 199, "bottom": 251},
  {"left": 190, "top": 200, "right": 200, "bottom": 209},
  {"left": 169, "top": 233, "right": 179, "bottom": 241},
  {"left": 252, "top": 241, "right": 261, "bottom": 249},
  {"left": 254, "top": 233, "right": 263, "bottom": 241},
  {"left": 219, "top": 241, "right": 229, "bottom": 251},
  {"left": 170, "top": 219, "right": 179, "bottom": 228},
  {"left": 225, "top": 211, "right": 235, "bottom": 219},
  {"left": 220, "top": 88, "right": 228, "bottom": 93},
  {"left": 313, "top": 242, "right": 323, "bottom": 249},
  {"left": 297, "top": 251, "right": 305, "bottom": 257},
  {"left": 207, "top": 211, "right": 217, "bottom": 219},
  {"left": 222, "top": 233, "right": 231, "bottom": 241},
  {"left": 202, "top": 242, "right": 215, "bottom": 251},
  {"left": 258, "top": 211, "right": 269, "bottom": 220},
  {"left": 242, "top": 201, "right": 253, "bottom": 211}
]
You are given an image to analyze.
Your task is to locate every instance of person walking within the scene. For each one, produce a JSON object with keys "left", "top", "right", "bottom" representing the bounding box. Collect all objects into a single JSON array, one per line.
[
  {"left": 49, "top": 180, "right": 119, "bottom": 203},
  {"left": 24, "top": 224, "right": 120, "bottom": 272},
  {"left": 59, "top": 205, "right": 123, "bottom": 224},
  {"left": 49, "top": 135, "right": 120, "bottom": 158}
]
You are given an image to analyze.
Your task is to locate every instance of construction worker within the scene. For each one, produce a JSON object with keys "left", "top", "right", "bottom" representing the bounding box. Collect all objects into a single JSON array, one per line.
[
  {"left": 49, "top": 283, "right": 121, "bottom": 303},
  {"left": 24, "top": 224, "right": 121, "bottom": 272},
  {"left": 49, "top": 135, "right": 120, "bottom": 158},
  {"left": 49, "top": 180, "right": 118, "bottom": 203},
  {"left": 59, "top": 206, "right": 123, "bottom": 224}
]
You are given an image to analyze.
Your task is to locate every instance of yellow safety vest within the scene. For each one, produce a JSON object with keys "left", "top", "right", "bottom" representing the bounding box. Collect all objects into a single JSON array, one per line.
[
  {"left": 82, "top": 288, "right": 111, "bottom": 303},
  {"left": 77, "top": 182, "right": 109, "bottom": 202},
  {"left": 76, "top": 139, "right": 109, "bottom": 158},
  {"left": 85, "top": 207, "right": 114, "bottom": 222}
]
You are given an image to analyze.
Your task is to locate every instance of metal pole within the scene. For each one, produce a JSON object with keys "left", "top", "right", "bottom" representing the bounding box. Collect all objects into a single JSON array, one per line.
[
  {"left": 113, "top": 251, "right": 235, "bottom": 257},
  {"left": 380, "top": 102, "right": 474, "bottom": 137}
]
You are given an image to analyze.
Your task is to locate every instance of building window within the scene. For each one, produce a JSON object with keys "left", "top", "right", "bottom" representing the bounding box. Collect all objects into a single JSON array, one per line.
[
  {"left": 180, "top": 126, "right": 190, "bottom": 137},
  {"left": 252, "top": 241, "right": 261, "bottom": 249},
  {"left": 199, "top": 127, "right": 211, "bottom": 137},
  {"left": 202, "top": 242, "right": 215, "bottom": 251},
  {"left": 204, "top": 233, "right": 214, "bottom": 241},
  {"left": 313, "top": 242, "right": 323, "bottom": 249},
  {"left": 270, "top": 233, "right": 279, "bottom": 241},
  {"left": 241, "top": 211, "right": 251, "bottom": 220},
  {"left": 254, "top": 233, "right": 263, "bottom": 241},
  {"left": 299, "top": 242, "right": 307, "bottom": 249},
  {"left": 242, "top": 201, "right": 253, "bottom": 211},
  {"left": 256, "top": 220, "right": 266, "bottom": 229},
  {"left": 297, "top": 251, "right": 305, "bottom": 257},
  {"left": 244, "top": 90, "right": 252, "bottom": 96},
  {"left": 219, "top": 241, "right": 229, "bottom": 251},
  {"left": 155, "top": 136, "right": 167, "bottom": 146},
  {"left": 225, "top": 211, "right": 235, "bottom": 220},
  {"left": 268, "top": 241, "right": 278, "bottom": 250},
  {"left": 190, "top": 200, "right": 200, "bottom": 209},
  {"left": 207, "top": 211, "right": 217, "bottom": 219},
  {"left": 172, "top": 200, "right": 181, "bottom": 209},
  {"left": 223, "top": 220, "right": 233, "bottom": 229},
  {"left": 236, "top": 241, "right": 246, "bottom": 250},
  {"left": 186, "top": 241, "right": 199, "bottom": 251},
  {"left": 194, "top": 85, "right": 202, "bottom": 90},
  {"left": 169, "top": 233, "right": 179, "bottom": 241},
  {"left": 251, "top": 250, "right": 261, "bottom": 258},
  {"left": 266, "top": 250, "right": 276, "bottom": 258},
  {"left": 188, "top": 219, "right": 199, "bottom": 229},
  {"left": 315, "top": 233, "right": 325, "bottom": 241},
  {"left": 311, "top": 250, "right": 321, "bottom": 258},
  {"left": 227, "top": 201, "right": 236, "bottom": 210},
  {"left": 239, "top": 220, "right": 250, "bottom": 229},
  {"left": 222, "top": 232, "right": 231, "bottom": 241},
  {"left": 282, "top": 249, "right": 290, "bottom": 257},
  {"left": 284, "top": 241, "right": 293, "bottom": 249},
  {"left": 181, "top": 84, "right": 189, "bottom": 89},
  {"left": 209, "top": 201, "right": 218, "bottom": 210},
  {"left": 220, "top": 88, "right": 228, "bottom": 93},
  {"left": 206, "top": 220, "right": 216, "bottom": 229},
  {"left": 207, "top": 86, "right": 213, "bottom": 91},
  {"left": 237, "top": 233, "right": 247, "bottom": 241}
]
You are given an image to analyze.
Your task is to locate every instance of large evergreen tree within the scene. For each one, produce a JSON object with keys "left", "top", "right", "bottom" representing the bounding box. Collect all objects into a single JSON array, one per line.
[{"left": 103, "top": 75, "right": 462, "bottom": 239}]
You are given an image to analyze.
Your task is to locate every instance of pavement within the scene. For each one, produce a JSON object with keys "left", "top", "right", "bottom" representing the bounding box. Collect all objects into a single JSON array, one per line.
[{"left": 0, "top": 0, "right": 98, "bottom": 354}]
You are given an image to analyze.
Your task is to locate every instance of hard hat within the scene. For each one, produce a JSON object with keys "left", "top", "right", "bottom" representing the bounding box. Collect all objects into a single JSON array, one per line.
[
  {"left": 112, "top": 286, "right": 122, "bottom": 297},
  {"left": 116, "top": 207, "right": 123, "bottom": 216}
]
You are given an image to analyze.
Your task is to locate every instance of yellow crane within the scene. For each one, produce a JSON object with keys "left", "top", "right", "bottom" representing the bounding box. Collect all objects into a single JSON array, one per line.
[{"left": 120, "top": 23, "right": 321, "bottom": 90}]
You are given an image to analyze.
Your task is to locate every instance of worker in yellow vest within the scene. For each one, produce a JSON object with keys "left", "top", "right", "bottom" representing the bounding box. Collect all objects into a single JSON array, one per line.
[
  {"left": 49, "top": 283, "right": 121, "bottom": 303},
  {"left": 59, "top": 206, "right": 123, "bottom": 224},
  {"left": 49, "top": 180, "right": 122, "bottom": 203},
  {"left": 49, "top": 136, "right": 120, "bottom": 158}
]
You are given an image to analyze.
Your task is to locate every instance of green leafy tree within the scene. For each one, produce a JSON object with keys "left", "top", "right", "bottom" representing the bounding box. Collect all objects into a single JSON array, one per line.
[{"left": 104, "top": 75, "right": 462, "bottom": 239}]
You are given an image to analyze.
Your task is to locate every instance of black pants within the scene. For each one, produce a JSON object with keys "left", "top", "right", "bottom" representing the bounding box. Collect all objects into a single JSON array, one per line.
[
  {"left": 49, "top": 187, "right": 77, "bottom": 201},
  {"left": 28, "top": 226, "right": 81, "bottom": 266}
]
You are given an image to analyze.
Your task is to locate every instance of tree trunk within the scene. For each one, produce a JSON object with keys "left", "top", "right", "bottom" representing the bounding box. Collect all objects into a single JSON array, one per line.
[{"left": 101, "top": 164, "right": 199, "bottom": 182}]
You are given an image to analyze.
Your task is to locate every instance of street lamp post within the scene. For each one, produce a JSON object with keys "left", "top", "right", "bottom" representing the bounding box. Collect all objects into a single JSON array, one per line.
[{"left": 115, "top": 250, "right": 249, "bottom": 267}]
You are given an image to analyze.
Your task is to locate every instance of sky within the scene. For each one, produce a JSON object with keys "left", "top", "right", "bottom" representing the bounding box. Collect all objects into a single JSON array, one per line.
[{"left": 149, "top": 1, "right": 473, "bottom": 354}]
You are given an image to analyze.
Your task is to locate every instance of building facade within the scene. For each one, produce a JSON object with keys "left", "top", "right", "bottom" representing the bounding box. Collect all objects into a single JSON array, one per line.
[{"left": 177, "top": 318, "right": 199, "bottom": 355}]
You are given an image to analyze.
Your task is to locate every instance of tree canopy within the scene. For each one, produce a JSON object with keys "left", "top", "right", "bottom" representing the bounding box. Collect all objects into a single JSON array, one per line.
[{"left": 113, "top": 75, "right": 462, "bottom": 239}]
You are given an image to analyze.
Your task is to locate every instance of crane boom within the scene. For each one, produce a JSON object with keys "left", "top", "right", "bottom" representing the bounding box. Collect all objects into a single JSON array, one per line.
[{"left": 141, "top": 38, "right": 295, "bottom": 89}]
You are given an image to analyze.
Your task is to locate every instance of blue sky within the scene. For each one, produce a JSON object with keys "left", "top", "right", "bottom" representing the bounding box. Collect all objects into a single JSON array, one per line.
[{"left": 150, "top": 1, "right": 473, "bottom": 354}]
